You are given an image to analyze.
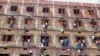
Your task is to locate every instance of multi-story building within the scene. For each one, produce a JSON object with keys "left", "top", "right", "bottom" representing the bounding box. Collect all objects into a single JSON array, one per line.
[{"left": 0, "top": 0, "right": 100, "bottom": 56}]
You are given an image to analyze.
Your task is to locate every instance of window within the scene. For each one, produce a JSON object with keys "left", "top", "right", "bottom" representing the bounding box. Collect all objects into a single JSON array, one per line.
[
  {"left": 10, "top": 5, "right": 18, "bottom": 11},
  {"left": 0, "top": 54, "right": 9, "bottom": 56},
  {"left": 97, "top": 55, "right": 100, "bottom": 56},
  {"left": 59, "top": 36, "right": 68, "bottom": 41},
  {"left": 20, "top": 54, "right": 29, "bottom": 56},
  {"left": 91, "top": 36, "right": 100, "bottom": 43},
  {"left": 74, "top": 19, "right": 83, "bottom": 26},
  {"left": 59, "top": 19, "right": 67, "bottom": 27},
  {"left": 79, "top": 55, "right": 87, "bottom": 56},
  {"left": 73, "top": 9, "right": 80, "bottom": 14},
  {"left": 76, "top": 36, "right": 85, "bottom": 42},
  {"left": 7, "top": 16, "right": 16, "bottom": 24},
  {"left": 24, "top": 17, "right": 33, "bottom": 25},
  {"left": 60, "top": 55, "right": 70, "bottom": 56},
  {"left": 0, "top": 5, "right": 3, "bottom": 9},
  {"left": 58, "top": 8, "right": 65, "bottom": 14},
  {"left": 26, "top": 6, "right": 34, "bottom": 12},
  {"left": 43, "top": 7, "right": 49, "bottom": 13},
  {"left": 42, "top": 19, "right": 49, "bottom": 24},
  {"left": 22, "top": 35, "right": 32, "bottom": 42},
  {"left": 41, "top": 36, "right": 49, "bottom": 46},
  {"left": 2, "top": 35, "right": 13, "bottom": 41},
  {"left": 88, "top": 10, "right": 94, "bottom": 15}
]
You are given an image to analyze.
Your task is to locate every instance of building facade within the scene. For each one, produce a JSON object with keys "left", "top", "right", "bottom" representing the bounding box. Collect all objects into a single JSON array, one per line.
[{"left": 0, "top": 0, "right": 100, "bottom": 56}]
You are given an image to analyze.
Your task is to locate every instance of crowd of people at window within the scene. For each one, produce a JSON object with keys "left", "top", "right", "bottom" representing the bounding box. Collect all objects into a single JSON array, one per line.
[
  {"left": 90, "top": 19, "right": 98, "bottom": 30},
  {"left": 91, "top": 36, "right": 100, "bottom": 48},
  {"left": 59, "top": 36, "right": 70, "bottom": 51},
  {"left": 59, "top": 18, "right": 67, "bottom": 34},
  {"left": 73, "top": 18, "right": 83, "bottom": 30},
  {"left": 76, "top": 37, "right": 87, "bottom": 53}
]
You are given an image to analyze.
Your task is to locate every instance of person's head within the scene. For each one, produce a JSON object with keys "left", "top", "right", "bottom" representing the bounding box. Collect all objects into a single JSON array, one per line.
[{"left": 91, "top": 35, "right": 95, "bottom": 40}]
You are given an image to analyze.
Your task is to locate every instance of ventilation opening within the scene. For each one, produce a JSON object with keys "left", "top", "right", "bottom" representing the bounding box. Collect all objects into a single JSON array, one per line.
[
  {"left": 10, "top": 5, "right": 18, "bottom": 11},
  {"left": 58, "top": 8, "right": 65, "bottom": 14},
  {"left": 0, "top": 5, "right": 3, "bottom": 9},
  {"left": 43, "top": 7, "right": 49, "bottom": 13},
  {"left": 20, "top": 54, "right": 29, "bottom": 56},
  {"left": 73, "top": 9, "right": 80, "bottom": 14},
  {"left": 26, "top": 6, "right": 34, "bottom": 12},
  {"left": 2, "top": 35, "right": 13, "bottom": 41},
  {"left": 88, "top": 9, "right": 94, "bottom": 15},
  {"left": 0, "top": 54, "right": 9, "bottom": 56}
]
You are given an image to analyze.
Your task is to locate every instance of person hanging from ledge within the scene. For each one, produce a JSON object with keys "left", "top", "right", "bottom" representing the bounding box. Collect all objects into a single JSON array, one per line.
[
  {"left": 41, "top": 37, "right": 49, "bottom": 47},
  {"left": 63, "top": 21, "right": 67, "bottom": 30},
  {"left": 24, "top": 24, "right": 29, "bottom": 33},
  {"left": 91, "top": 35, "right": 96, "bottom": 42},
  {"left": 90, "top": 19, "right": 98, "bottom": 30},
  {"left": 63, "top": 38, "right": 70, "bottom": 51},
  {"left": 76, "top": 40, "right": 87, "bottom": 53},
  {"left": 40, "top": 43, "right": 47, "bottom": 56},
  {"left": 60, "top": 37, "right": 70, "bottom": 51},
  {"left": 42, "top": 19, "right": 49, "bottom": 30},
  {"left": 73, "top": 18, "right": 82, "bottom": 30},
  {"left": 96, "top": 39, "right": 100, "bottom": 47},
  {"left": 28, "top": 50, "right": 33, "bottom": 56},
  {"left": 60, "top": 27, "right": 64, "bottom": 33},
  {"left": 76, "top": 40, "right": 83, "bottom": 53},
  {"left": 8, "top": 16, "right": 16, "bottom": 31}
]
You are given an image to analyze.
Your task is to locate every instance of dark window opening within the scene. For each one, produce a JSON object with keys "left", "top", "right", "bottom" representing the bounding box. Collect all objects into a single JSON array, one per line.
[
  {"left": 20, "top": 54, "right": 29, "bottom": 56},
  {"left": 59, "top": 19, "right": 67, "bottom": 28},
  {"left": 97, "top": 55, "right": 100, "bottom": 56},
  {"left": 74, "top": 19, "right": 83, "bottom": 26},
  {"left": 79, "top": 55, "right": 87, "bottom": 56},
  {"left": 73, "top": 9, "right": 80, "bottom": 14},
  {"left": 10, "top": 5, "right": 18, "bottom": 11},
  {"left": 91, "top": 36, "right": 100, "bottom": 43},
  {"left": 0, "top": 54, "right": 9, "bottom": 56},
  {"left": 22, "top": 35, "right": 32, "bottom": 42},
  {"left": 43, "top": 7, "right": 49, "bottom": 13},
  {"left": 41, "top": 36, "right": 49, "bottom": 47},
  {"left": 0, "top": 5, "right": 3, "bottom": 9},
  {"left": 42, "top": 19, "right": 49, "bottom": 24},
  {"left": 40, "top": 55, "right": 49, "bottom": 56},
  {"left": 76, "top": 36, "right": 85, "bottom": 42},
  {"left": 2, "top": 35, "right": 13, "bottom": 41},
  {"left": 90, "top": 19, "right": 98, "bottom": 27},
  {"left": 26, "top": 6, "right": 34, "bottom": 12},
  {"left": 24, "top": 17, "right": 33, "bottom": 25},
  {"left": 58, "top": 8, "right": 65, "bottom": 14},
  {"left": 60, "top": 55, "right": 70, "bottom": 56},
  {"left": 7, "top": 16, "right": 16, "bottom": 24},
  {"left": 88, "top": 10, "right": 95, "bottom": 15}
]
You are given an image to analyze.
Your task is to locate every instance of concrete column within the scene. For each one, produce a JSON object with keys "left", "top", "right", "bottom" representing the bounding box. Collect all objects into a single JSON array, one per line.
[
  {"left": 4, "top": 0, "right": 10, "bottom": 14},
  {"left": 81, "top": 3, "right": 86, "bottom": 18},
  {"left": 67, "top": 3, "right": 71, "bottom": 17},
  {"left": 95, "top": 4, "right": 100, "bottom": 18}
]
